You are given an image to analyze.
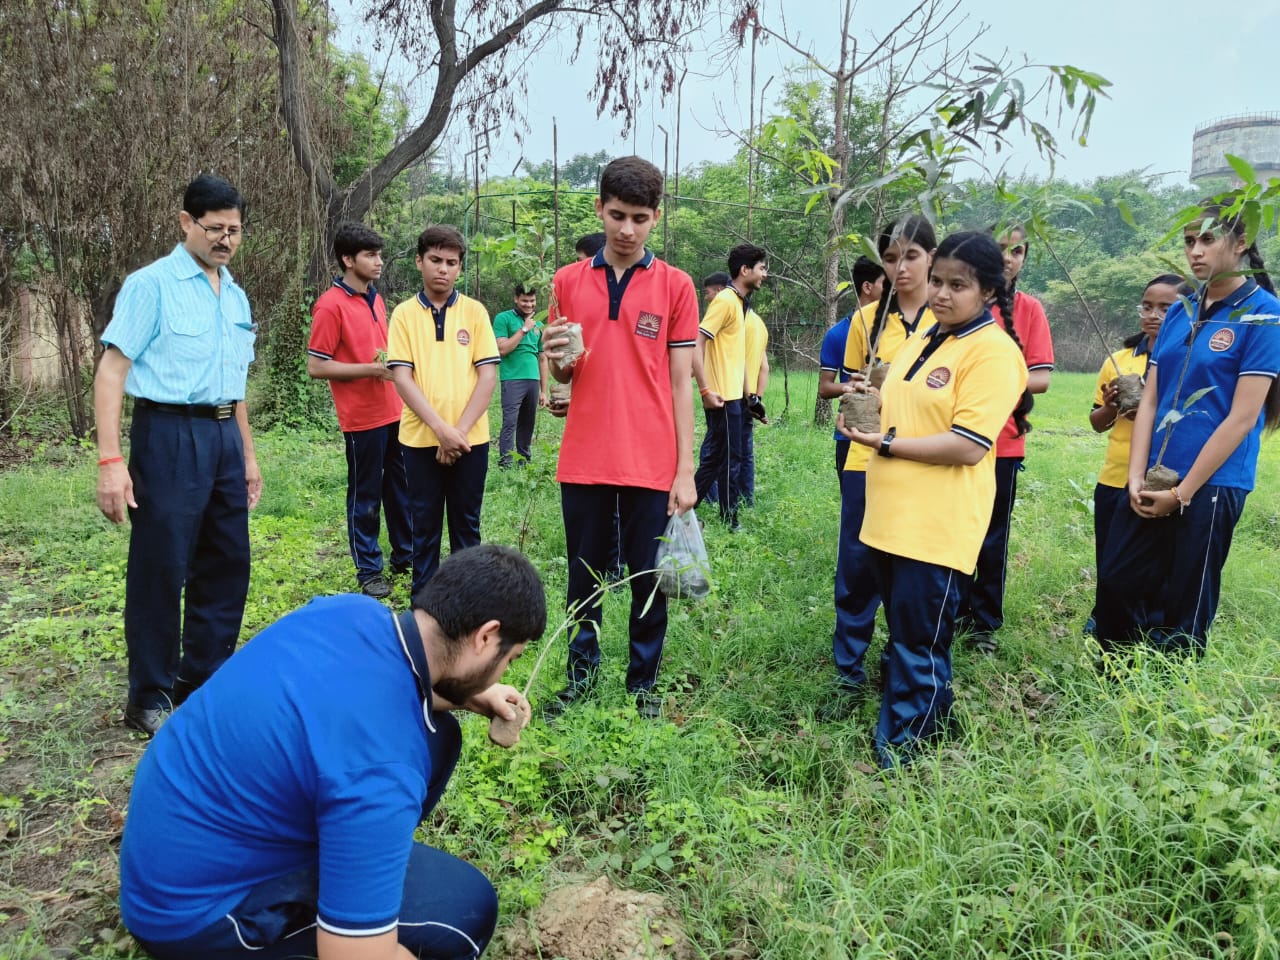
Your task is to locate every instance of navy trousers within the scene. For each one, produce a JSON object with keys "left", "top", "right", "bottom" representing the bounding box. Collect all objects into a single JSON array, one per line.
[
  {"left": 869, "top": 548, "right": 961, "bottom": 768},
  {"left": 132, "top": 715, "right": 497, "bottom": 960},
  {"left": 958, "top": 456, "right": 1022, "bottom": 637},
  {"left": 834, "top": 439, "right": 851, "bottom": 476},
  {"left": 737, "top": 413, "right": 756, "bottom": 506},
  {"left": 693, "top": 399, "right": 744, "bottom": 525},
  {"left": 832, "top": 470, "right": 882, "bottom": 689},
  {"left": 402, "top": 444, "right": 488, "bottom": 595},
  {"left": 1086, "top": 483, "right": 1129, "bottom": 633},
  {"left": 125, "top": 406, "right": 250, "bottom": 711},
  {"left": 1094, "top": 484, "right": 1245, "bottom": 657},
  {"left": 344, "top": 422, "right": 412, "bottom": 584},
  {"left": 561, "top": 484, "right": 669, "bottom": 692},
  {"left": 498, "top": 379, "right": 540, "bottom": 466}
]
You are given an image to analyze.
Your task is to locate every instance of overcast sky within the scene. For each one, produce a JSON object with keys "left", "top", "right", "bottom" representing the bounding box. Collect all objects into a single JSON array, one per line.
[{"left": 335, "top": 0, "right": 1280, "bottom": 188}]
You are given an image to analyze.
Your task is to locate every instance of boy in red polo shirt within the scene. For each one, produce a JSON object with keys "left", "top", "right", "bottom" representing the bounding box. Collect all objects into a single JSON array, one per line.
[
  {"left": 307, "top": 222, "right": 411, "bottom": 599},
  {"left": 542, "top": 157, "right": 699, "bottom": 721}
]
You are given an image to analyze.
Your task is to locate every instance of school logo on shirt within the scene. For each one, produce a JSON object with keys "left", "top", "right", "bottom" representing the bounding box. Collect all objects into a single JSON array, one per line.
[
  {"left": 1208, "top": 328, "right": 1234, "bottom": 352},
  {"left": 457, "top": 329, "right": 471, "bottom": 347},
  {"left": 635, "top": 311, "right": 662, "bottom": 341},
  {"left": 926, "top": 367, "right": 951, "bottom": 389}
]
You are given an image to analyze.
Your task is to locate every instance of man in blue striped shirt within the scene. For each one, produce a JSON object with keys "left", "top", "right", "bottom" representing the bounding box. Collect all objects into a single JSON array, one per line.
[{"left": 93, "top": 174, "right": 261, "bottom": 737}]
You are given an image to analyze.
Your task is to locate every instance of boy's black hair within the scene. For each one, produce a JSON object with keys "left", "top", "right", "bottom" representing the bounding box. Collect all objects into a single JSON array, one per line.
[
  {"left": 574, "top": 232, "right": 606, "bottom": 257},
  {"left": 702, "top": 271, "right": 732, "bottom": 289},
  {"left": 599, "top": 157, "right": 663, "bottom": 209},
  {"left": 1122, "top": 273, "right": 1187, "bottom": 349},
  {"left": 412, "top": 544, "right": 546, "bottom": 653},
  {"left": 183, "top": 174, "right": 244, "bottom": 219},
  {"left": 417, "top": 225, "right": 466, "bottom": 258},
  {"left": 333, "top": 222, "right": 384, "bottom": 271},
  {"left": 513, "top": 282, "right": 536, "bottom": 296},
  {"left": 851, "top": 256, "right": 884, "bottom": 295},
  {"left": 728, "top": 244, "right": 767, "bottom": 281}
]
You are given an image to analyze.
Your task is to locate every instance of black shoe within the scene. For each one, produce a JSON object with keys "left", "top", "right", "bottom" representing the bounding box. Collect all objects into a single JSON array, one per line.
[
  {"left": 541, "top": 678, "right": 598, "bottom": 722},
  {"left": 634, "top": 689, "right": 663, "bottom": 720},
  {"left": 964, "top": 632, "right": 999, "bottom": 655},
  {"left": 170, "top": 676, "right": 202, "bottom": 707},
  {"left": 604, "top": 566, "right": 626, "bottom": 587},
  {"left": 360, "top": 575, "right": 393, "bottom": 599},
  {"left": 123, "top": 702, "right": 170, "bottom": 738},
  {"left": 817, "top": 683, "right": 867, "bottom": 722},
  {"left": 389, "top": 562, "right": 412, "bottom": 578}
]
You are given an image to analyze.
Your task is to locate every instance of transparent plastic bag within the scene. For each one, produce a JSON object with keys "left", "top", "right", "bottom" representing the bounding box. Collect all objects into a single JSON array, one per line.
[{"left": 655, "top": 509, "right": 711, "bottom": 599}]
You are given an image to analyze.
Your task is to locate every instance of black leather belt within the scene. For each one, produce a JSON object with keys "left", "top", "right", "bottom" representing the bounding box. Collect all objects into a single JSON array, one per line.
[{"left": 135, "top": 398, "right": 237, "bottom": 420}]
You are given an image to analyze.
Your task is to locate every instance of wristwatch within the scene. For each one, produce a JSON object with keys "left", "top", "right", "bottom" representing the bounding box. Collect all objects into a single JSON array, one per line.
[{"left": 878, "top": 427, "right": 897, "bottom": 458}]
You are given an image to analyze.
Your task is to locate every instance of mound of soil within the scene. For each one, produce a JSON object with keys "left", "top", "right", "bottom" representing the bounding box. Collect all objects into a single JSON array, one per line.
[{"left": 502, "top": 876, "right": 695, "bottom": 960}]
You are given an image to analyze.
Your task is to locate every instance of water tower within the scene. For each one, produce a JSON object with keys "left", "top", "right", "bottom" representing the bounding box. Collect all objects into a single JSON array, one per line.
[{"left": 1191, "top": 113, "right": 1280, "bottom": 184}]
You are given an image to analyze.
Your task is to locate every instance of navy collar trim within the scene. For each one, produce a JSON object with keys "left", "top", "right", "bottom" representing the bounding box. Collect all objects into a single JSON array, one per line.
[
  {"left": 417, "top": 289, "right": 459, "bottom": 341},
  {"left": 919, "top": 312, "right": 995, "bottom": 342},
  {"left": 394, "top": 610, "right": 437, "bottom": 734},
  {"left": 591, "top": 248, "right": 656, "bottom": 270}
]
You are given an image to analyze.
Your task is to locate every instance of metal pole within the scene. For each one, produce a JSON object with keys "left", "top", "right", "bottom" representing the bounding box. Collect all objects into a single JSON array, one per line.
[
  {"left": 553, "top": 117, "right": 561, "bottom": 267},
  {"left": 473, "top": 152, "right": 481, "bottom": 299}
]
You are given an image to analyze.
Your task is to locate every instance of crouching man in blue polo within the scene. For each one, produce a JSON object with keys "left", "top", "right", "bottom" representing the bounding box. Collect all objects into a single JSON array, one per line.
[{"left": 119, "top": 544, "right": 545, "bottom": 960}]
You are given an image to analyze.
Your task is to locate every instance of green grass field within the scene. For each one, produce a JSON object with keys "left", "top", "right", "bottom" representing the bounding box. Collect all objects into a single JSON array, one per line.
[{"left": 1, "top": 370, "right": 1278, "bottom": 958}]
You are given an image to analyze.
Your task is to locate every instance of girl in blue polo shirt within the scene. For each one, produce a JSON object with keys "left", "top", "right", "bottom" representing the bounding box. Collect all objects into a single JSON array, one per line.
[
  {"left": 839, "top": 231, "right": 1027, "bottom": 766},
  {"left": 1094, "top": 200, "right": 1280, "bottom": 658}
]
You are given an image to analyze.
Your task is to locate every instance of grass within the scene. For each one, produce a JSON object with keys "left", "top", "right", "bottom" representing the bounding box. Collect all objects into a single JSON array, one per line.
[{"left": 1, "top": 371, "right": 1278, "bottom": 958}]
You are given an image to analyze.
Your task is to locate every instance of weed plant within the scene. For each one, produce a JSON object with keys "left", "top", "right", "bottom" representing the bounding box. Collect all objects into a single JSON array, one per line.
[{"left": 0, "top": 372, "right": 1277, "bottom": 957}]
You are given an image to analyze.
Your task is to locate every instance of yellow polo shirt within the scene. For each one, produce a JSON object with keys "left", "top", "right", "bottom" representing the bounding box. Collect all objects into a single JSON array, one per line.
[
  {"left": 861, "top": 316, "right": 1028, "bottom": 574},
  {"left": 387, "top": 290, "right": 500, "bottom": 448},
  {"left": 699, "top": 288, "right": 746, "bottom": 401},
  {"left": 1094, "top": 344, "right": 1149, "bottom": 488},
  {"left": 841, "top": 302, "right": 937, "bottom": 473},
  {"left": 744, "top": 308, "right": 768, "bottom": 394}
]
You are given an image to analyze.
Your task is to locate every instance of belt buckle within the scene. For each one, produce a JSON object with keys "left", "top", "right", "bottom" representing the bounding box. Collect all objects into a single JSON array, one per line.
[{"left": 214, "top": 402, "right": 234, "bottom": 420}]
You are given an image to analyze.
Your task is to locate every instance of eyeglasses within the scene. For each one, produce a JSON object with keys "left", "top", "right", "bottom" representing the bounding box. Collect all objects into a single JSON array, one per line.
[
  {"left": 191, "top": 217, "right": 245, "bottom": 240},
  {"left": 1137, "top": 304, "right": 1170, "bottom": 317}
]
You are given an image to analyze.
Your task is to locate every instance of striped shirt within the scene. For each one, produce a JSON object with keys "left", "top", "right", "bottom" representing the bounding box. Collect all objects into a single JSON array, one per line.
[{"left": 102, "top": 244, "right": 255, "bottom": 404}]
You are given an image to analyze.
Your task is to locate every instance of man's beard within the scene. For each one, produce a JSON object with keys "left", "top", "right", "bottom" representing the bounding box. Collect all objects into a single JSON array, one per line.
[{"left": 433, "top": 649, "right": 505, "bottom": 707}]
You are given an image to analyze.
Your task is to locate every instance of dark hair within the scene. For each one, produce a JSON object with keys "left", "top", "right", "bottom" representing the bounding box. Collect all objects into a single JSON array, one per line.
[
  {"left": 513, "top": 282, "right": 536, "bottom": 296},
  {"left": 703, "top": 271, "right": 731, "bottom": 289},
  {"left": 599, "top": 156, "right": 663, "bottom": 209},
  {"left": 989, "top": 223, "right": 1030, "bottom": 294},
  {"left": 412, "top": 545, "right": 546, "bottom": 652},
  {"left": 417, "top": 225, "right": 466, "bottom": 258},
  {"left": 868, "top": 216, "right": 937, "bottom": 351},
  {"left": 851, "top": 256, "right": 884, "bottom": 296},
  {"left": 934, "top": 230, "right": 1033, "bottom": 437},
  {"left": 1193, "top": 196, "right": 1280, "bottom": 431},
  {"left": 183, "top": 174, "right": 244, "bottom": 219},
  {"left": 1123, "top": 274, "right": 1186, "bottom": 349},
  {"left": 575, "top": 232, "right": 606, "bottom": 257},
  {"left": 333, "top": 222, "right": 384, "bottom": 270},
  {"left": 728, "top": 244, "right": 767, "bottom": 280}
]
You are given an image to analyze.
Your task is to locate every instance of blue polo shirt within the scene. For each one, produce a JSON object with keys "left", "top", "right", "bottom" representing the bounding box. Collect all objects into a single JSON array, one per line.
[
  {"left": 820, "top": 315, "right": 853, "bottom": 441},
  {"left": 103, "top": 244, "right": 256, "bottom": 404},
  {"left": 1148, "top": 280, "right": 1280, "bottom": 490},
  {"left": 120, "top": 595, "right": 444, "bottom": 942}
]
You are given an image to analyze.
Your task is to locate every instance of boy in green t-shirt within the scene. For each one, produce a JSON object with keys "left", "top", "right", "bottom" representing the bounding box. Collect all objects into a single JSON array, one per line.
[{"left": 492, "top": 283, "right": 549, "bottom": 467}]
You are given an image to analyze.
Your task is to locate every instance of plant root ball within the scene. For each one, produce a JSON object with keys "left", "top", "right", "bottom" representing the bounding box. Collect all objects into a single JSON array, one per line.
[
  {"left": 867, "top": 363, "right": 890, "bottom": 390},
  {"left": 1112, "top": 374, "right": 1143, "bottom": 414},
  {"left": 488, "top": 698, "right": 532, "bottom": 748},
  {"left": 549, "top": 382, "right": 571, "bottom": 404},
  {"left": 559, "top": 323, "right": 584, "bottom": 365},
  {"left": 840, "top": 391, "right": 881, "bottom": 433},
  {"left": 1143, "top": 464, "right": 1180, "bottom": 492}
]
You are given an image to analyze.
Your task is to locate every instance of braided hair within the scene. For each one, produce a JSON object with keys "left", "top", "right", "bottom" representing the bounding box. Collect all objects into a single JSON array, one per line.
[
  {"left": 934, "top": 231, "right": 1033, "bottom": 437},
  {"left": 868, "top": 215, "right": 937, "bottom": 357},
  {"left": 1196, "top": 196, "right": 1280, "bottom": 430}
]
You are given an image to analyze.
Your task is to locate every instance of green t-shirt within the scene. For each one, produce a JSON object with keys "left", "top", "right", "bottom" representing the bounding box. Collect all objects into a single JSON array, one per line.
[{"left": 492, "top": 309, "right": 542, "bottom": 381}]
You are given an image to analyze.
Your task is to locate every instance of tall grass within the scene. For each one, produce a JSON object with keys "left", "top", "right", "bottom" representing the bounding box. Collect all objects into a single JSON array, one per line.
[{"left": 0, "top": 372, "right": 1277, "bottom": 958}]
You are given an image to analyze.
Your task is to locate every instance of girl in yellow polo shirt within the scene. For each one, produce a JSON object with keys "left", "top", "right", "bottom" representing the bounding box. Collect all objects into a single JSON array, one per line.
[
  {"left": 839, "top": 231, "right": 1027, "bottom": 767},
  {"left": 1084, "top": 274, "right": 1182, "bottom": 635}
]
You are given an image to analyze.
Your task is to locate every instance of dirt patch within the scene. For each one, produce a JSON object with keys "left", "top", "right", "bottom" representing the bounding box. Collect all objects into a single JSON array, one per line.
[{"left": 502, "top": 875, "right": 696, "bottom": 960}]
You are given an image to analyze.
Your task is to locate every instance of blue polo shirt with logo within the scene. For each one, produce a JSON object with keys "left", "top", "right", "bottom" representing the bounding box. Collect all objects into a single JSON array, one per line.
[
  {"left": 1147, "top": 280, "right": 1280, "bottom": 490},
  {"left": 120, "top": 595, "right": 446, "bottom": 942}
]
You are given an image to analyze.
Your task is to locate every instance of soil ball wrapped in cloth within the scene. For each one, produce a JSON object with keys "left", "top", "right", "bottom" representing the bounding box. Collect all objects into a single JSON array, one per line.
[
  {"left": 840, "top": 389, "right": 881, "bottom": 433},
  {"left": 1112, "top": 373, "right": 1144, "bottom": 414},
  {"left": 488, "top": 696, "right": 532, "bottom": 748},
  {"left": 557, "top": 322, "right": 584, "bottom": 365}
]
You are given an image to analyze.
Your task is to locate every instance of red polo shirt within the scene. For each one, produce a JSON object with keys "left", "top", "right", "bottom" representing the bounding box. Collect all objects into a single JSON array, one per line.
[
  {"left": 992, "top": 290, "right": 1054, "bottom": 458},
  {"left": 551, "top": 249, "right": 699, "bottom": 491},
  {"left": 308, "top": 280, "right": 403, "bottom": 433}
]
